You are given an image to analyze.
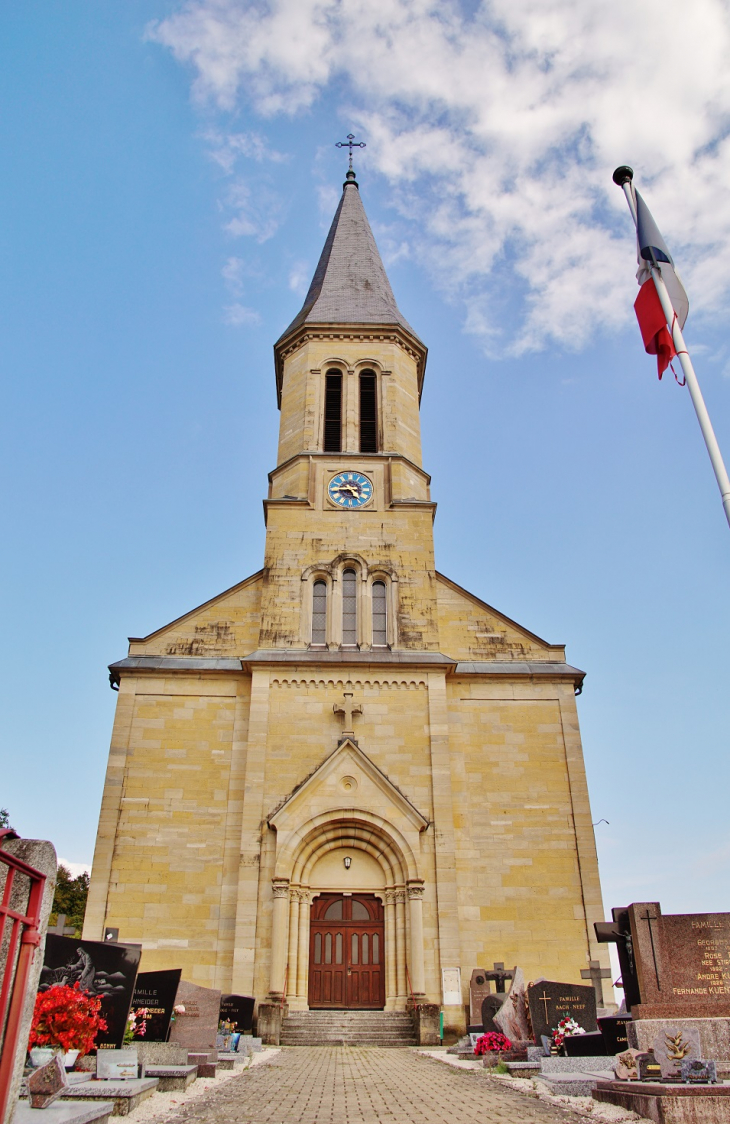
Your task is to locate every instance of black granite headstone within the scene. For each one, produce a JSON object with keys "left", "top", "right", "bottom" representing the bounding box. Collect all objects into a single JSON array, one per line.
[
  {"left": 219, "top": 993, "right": 255, "bottom": 1032},
  {"left": 526, "top": 979, "right": 597, "bottom": 1042},
  {"left": 40, "top": 934, "right": 141, "bottom": 1049},
  {"left": 563, "top": 1031, "right": 606, "bottom": 1056},
  {"left": 598, "top": 1015, "right": 631, "bottom": 1054},
  {"left": 131, "top": 969, "right": 182, "bottom": 1041},
  {"left": 480, "top": 994, "right": 503, "bottom": 1034}
]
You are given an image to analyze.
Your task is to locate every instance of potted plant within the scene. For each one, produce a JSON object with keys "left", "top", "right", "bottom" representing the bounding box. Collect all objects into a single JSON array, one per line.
[
  {"left": 29, "top": 983, "right": 107, "bottom": 1069},
  {"left": 474, "top": 1030, "right": 512, "bottom": 1069}
]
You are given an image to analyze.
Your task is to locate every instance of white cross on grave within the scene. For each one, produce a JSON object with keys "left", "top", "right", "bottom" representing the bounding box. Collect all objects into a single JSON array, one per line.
[{"left": 333, "top": 691, "right": 362, "bottom": 739}]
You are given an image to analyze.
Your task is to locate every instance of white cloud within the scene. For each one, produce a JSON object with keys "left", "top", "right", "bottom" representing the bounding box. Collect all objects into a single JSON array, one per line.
[
  {"left": 223, "top": 301, "right": 261, "bottom": 326},
  {"left": 288, "top": 261, "right": 310, "bottom": 296},
  {"left": 58, "top": 858, "right": 91, "bottom": 879},
  {"left": 150, "top": 0, "right": 730, "bottom": 351}
]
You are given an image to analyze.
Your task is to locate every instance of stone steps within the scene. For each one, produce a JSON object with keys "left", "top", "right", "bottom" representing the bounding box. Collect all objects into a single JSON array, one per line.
[{"left": 281, "top": 1011, "right": 417, "bottom": 1047}]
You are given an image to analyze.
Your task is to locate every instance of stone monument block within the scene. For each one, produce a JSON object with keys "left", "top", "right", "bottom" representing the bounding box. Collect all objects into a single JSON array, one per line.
[
  {"left": 168, "top": 980, "right": 222, "bottom": 1053},
  {"left": 27, "top": 1055, "right": 68, "bottom": 1109}
]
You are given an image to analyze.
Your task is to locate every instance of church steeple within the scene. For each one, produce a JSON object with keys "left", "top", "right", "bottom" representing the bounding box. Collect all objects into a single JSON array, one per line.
[{"left": 277, "top": 174, "right": 422, "bottom": 345}]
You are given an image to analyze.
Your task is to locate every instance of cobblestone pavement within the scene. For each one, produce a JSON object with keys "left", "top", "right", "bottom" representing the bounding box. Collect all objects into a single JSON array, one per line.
[{"left": 162, "top": 1048, "right": 582, "bottom": 1124}]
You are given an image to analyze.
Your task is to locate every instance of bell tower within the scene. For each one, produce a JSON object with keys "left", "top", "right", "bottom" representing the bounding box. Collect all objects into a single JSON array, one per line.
[{"left": 258, "top": 166, "right": 440, "bottom": 652}]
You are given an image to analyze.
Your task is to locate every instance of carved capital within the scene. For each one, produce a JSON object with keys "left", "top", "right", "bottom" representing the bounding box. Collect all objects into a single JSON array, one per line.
[
  {"left": 394, "top": 889, "right": 406, "bottom": 905},
  {"left": 385, "top": 889, "right": 397, "bottom": 906},
  {"left": 407, "top": 880, "right": 425, "bottom": 900},
  {"left": 272, "top": 878, "right": 290, "bottom": 899}
]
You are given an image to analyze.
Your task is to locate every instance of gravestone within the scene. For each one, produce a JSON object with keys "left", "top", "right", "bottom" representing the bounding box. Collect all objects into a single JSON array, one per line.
[
  {"left": 168, "top": 980, "right": 222, "bottom": 1053},
  {"left": 468, "top": 970, "right": 491, "bottom": 1025},
  {"left": 47, "top": 914, "right": 76, "bottom": 937},
  {"left": 526, "top": 979, "right": 597, "bottom": 1042},
  {"left": 481, "top": 994, "right": 503, "bottom": 1034},
  {"left": 27, "top": 1056, "right": 68, "bottom": 1109},
  {"left": 132, "top": 968, "right": 182, "bottom": 1042},
  {"left": 219, "top": 993, "right": 255, "bottom": 1032},
  {"left": 40, "top": 934, "right": 141, "bottom": 1049},
  {"left": 652, "top": 1025, "right": 701, "bottom": 1079},
  {"left": 598, "top": 1014, "right": 631, "bottom": 1054},
  {"left": 614, "top": 1048, "right": 640, "bottom": 1080},
  {"left": 493, "top": 966, "right": 531, "bottom": 1043},
  {"left": 637, "top": 1050, "right": 663, "bottom": 1081}
]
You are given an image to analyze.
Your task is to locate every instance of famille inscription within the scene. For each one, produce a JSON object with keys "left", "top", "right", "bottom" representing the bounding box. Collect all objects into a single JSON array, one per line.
[{"left": 667, "top": 915, "right": 730, "bottom": 997}]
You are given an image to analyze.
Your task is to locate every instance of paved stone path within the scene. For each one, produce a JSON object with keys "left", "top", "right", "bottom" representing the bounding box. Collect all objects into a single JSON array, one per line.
[{"left": 162, "top": 1048, "right": 581, "bottom": 1124}]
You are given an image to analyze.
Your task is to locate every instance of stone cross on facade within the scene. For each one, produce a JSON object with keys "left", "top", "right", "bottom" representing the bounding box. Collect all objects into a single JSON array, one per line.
[
  {"left": 48, "top": 913, "right": 76, "bottom": 936},
  {"left": 333, "top": 691, "right": 362, "bottom": 738},
  {"left": 484, "top": 962, "right": 514, "bottom": 995},
  {"left": 581, "top": 959, "right": 612, "bottom": 1006}
]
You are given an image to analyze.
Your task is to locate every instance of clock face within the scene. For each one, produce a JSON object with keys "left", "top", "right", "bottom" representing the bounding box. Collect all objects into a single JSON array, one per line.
[{"left": 328, "top": 471, "right": 373, "bottom": 508}]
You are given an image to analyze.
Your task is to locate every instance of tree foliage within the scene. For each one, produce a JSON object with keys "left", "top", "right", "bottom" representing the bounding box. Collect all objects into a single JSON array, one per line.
[{"left": 51, "top": 865, "right": 90, "bottom": 936}]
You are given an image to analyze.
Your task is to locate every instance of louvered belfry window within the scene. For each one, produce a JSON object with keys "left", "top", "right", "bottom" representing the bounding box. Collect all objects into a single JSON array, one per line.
[
  {"left": 324, "top": 371, "right": 342, "bottom": 452},
  {"left": 372, "top": 580, "right": 387, "bottom": 645},
  {"left": 342, "top": 568, "right": 357, "bottom": 645},
  {"left": 359, "top": 371, "right": 377, "bottom": 453},
  {"left": 312, "top": 580, "right": 327, "bottom": 645}
]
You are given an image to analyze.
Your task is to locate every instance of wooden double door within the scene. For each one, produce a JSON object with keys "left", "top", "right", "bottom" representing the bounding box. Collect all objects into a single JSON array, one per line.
[{"left": 308, "top": 894, "right": 385, "bottom": 1009}]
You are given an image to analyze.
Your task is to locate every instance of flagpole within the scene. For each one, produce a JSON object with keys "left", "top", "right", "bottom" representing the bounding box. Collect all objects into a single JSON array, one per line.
[{"left": 613, "top": 166, "right": 730, "bottom": 530}]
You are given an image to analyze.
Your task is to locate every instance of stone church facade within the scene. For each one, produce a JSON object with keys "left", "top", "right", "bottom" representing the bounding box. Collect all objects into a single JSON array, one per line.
[{"left": 84, "top": 165, "right": 609, "bottom": 1037}]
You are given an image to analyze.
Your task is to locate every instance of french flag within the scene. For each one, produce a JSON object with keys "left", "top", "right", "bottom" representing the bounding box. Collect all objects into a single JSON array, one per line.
[{"left": 632, "top": 189, "right": 688, "bottom": 378}]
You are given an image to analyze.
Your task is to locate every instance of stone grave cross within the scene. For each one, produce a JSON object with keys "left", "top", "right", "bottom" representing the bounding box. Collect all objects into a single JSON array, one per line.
[
  {"left": 484, "top": 962, "right": 514, "bottom": 995},
  {"left": 334, "top": 691, "right": 362, "bottom": 738},
  {"left": 580, "top": 959, "right": 612, "bottom": 1006},
  {"left": 48, "top": 914, "right": 76, "bottom": 936}
]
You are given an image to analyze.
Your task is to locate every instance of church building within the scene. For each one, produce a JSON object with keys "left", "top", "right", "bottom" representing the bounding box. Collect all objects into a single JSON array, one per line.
[{"left": 84, "top": 159, "right": 610, "bottom": 1040}]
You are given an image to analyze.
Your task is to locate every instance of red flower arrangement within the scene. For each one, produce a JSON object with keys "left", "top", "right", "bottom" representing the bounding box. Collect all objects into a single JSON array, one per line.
[
  {"left": 474, "top": 1031, "right": 512, "bottom": 1055},
  {"left": 29, "top": 983, "right": 108, "bottom": 1057}
]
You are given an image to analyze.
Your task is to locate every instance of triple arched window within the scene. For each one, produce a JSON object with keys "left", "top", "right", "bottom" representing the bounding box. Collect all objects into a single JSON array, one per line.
[{"left": 309, "top": 571, "right": 389, "bottom": 648}]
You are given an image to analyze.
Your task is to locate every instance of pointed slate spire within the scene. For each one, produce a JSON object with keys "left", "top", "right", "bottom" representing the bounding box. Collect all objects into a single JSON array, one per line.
[{"left": 277, "top": 172, "right": 422, "bottom": 344}]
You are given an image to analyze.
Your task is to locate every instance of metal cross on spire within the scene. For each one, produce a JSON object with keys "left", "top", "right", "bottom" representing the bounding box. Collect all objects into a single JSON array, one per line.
[{"left": 336, "top": 133, "right": 366, "bottom": 172}]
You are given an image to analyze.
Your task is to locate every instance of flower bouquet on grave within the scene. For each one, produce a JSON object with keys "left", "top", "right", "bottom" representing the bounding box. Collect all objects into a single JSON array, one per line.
[
  {"left": 169, "top": 1003, "right": 185, "bottom": 1025},
  {"left": 29, "top": 982, "right": 108, "bottom": 1067},
  {"left": 551, "top": 1016, "right": 585, "bottom": 1055},
  {"left": 474, "top": 1031, "right": 512, "bottom": 1060}
]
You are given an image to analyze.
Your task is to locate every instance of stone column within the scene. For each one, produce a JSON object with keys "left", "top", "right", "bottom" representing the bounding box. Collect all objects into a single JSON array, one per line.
[
  {"left": 395, "top": 888, "right": 407, "bottom": 1002},
  {"left": 286, "top": 888, "right": 300, "bottom": 1001},
  {"left": 268, "top": 877, "right": 290, "bottom": 998},
  {"left": 296, "top": 890, "right": 312, "bottom": 1004},
  {"left": 407, "top": 879, "right": 426, "bottom": 997},
  {"left": 385, "top": 889, "right": 397, "bottom": 1009}
]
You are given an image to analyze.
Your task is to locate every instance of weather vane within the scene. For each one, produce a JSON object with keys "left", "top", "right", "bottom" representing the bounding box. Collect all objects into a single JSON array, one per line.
[{"left": 336, "top": 133, "right": 365, "bottom": 172}]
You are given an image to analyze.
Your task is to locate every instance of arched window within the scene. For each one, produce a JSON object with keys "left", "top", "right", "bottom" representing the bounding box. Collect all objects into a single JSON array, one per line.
[
  {"left": 359, "top": 371, "right": 377, "bottom": 452},
  {"left": 342, "top": 568, "right": 357, "bottom": 645},
  {"left": 312, "top": 580, "right": 327, "bottom": 645},
  {"left": 324, "top": 370, "right": 342, "bottom": 452},
  {"left": 372, "top": 580, "right": 387, "bottom": 646}
]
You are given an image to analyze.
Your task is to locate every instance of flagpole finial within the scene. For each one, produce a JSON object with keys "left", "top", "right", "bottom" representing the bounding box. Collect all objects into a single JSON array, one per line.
[{"left": 613, "top": 166, "right": 634, "bottom": 187}]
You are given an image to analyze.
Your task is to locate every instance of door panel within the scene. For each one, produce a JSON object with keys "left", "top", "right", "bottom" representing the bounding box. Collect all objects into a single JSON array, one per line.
[{"left": 308, "top": 894, "right": 385, "bottom": 1008}]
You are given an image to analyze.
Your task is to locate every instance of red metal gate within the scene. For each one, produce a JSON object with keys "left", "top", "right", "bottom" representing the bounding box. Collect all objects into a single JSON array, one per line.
[{"left": 0, "top": 830, "right": 48, "bottom": 1120}]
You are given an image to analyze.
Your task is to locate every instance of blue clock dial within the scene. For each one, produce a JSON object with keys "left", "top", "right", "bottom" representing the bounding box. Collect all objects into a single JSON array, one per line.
[{"left": 328, "top": 471, "right": 373, "bottom": 508}]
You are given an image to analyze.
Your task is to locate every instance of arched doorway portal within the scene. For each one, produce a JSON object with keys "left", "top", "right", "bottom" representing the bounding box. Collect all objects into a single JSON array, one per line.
[{"left": 309, "top": 893, "right": 385, "bottom": 1008}]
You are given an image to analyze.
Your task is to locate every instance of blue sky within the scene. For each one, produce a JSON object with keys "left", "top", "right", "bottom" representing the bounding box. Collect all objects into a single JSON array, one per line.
[{"left": 2, "top": 0, "right": 729, "bottom": 937}]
